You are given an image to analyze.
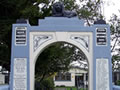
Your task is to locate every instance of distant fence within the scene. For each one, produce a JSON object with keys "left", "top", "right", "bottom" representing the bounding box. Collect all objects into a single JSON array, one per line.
[
  {"left": 55, "top": 88, "right": 67, "bottom": 90},
  {"left": 0, "top": 85, "right": 9, "bottom": 90},
  {"left": 113, "top": 85, "right": 120, "bottom": 90}
]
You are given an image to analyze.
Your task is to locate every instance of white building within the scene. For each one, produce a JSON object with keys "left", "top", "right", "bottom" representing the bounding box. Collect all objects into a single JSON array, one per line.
[
  {"left": 0, "top": 73, "right": 5, "bottom": 85},
  {"left": 54, "top": 66, "right": 88, "bottom": 88}
]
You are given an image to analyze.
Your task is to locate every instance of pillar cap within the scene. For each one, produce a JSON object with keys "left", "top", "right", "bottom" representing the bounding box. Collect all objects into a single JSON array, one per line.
[{"left": 94, "top": 19, "right": 106, "bottom": 24}]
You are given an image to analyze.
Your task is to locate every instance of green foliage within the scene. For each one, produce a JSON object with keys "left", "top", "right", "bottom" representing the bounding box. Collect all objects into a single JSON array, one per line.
[
  {"left": 109, "top": 14, "right": 120, "bottom": 35},
  {"left": 35, "top": 43, "right": 75, "bottom": 80},
  {"left": 116, "top": 80, "right": 120, "bottom": 86},
  {"left": 59, "top": 0, "right": 76, "bottom": 10},
  {"left": 110, "top": 14, "right": 120, "bottom": 71},
  {"left": 78, "top": 0, "right": 102, "bottom": 25},
  {"left": 112, "top": 55, "right": 120, "bottom": 71},
  {"left": 59, "top": 0, "right": 102, "bottom": 25},
  {"left": 35, "top": 42, "right": 87, "bottom": 84},
  {"left": 0, "top": 44, "right": 10, "bottom": 70},
  {"left": 55, "top": 87, "right": 88, "bottom": 90},
  {"left": 42, "top": 77, "right": 54, "bottom": 89},
  {"left": 0, "top": 0, "right": 52, "bottom": 70},
  {"left": 35, "top": 77, "right": 54, "bottom": 90}
]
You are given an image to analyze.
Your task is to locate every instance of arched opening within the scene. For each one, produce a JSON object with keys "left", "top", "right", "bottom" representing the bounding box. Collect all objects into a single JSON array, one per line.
[{"left": 34, "top": 42, "right": 89, "bottom": 90}]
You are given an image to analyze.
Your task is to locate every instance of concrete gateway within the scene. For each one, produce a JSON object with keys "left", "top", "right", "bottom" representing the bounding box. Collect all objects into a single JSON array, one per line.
[{"left": 10, "top": 17, "right": 112, "bottom": 90}]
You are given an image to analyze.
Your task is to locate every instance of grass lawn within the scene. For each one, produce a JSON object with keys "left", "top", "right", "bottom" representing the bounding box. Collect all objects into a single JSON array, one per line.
[{"left": 55, "top": 87, "right": 88, "bottom": 90}]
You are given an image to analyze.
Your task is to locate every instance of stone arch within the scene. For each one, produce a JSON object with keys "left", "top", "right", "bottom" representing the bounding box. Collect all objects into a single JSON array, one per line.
[
  {"left": 34, "top": 41, "right": 89, "bottom": 64},
  {"left": 29, "top": 32, "right": 93, "bottom": 90},
  {"left": 9, "top": 17, "right": 112, "bottom": 90},
  {"left": 34, "top": 41, "right": 90, "bottom": 65}
]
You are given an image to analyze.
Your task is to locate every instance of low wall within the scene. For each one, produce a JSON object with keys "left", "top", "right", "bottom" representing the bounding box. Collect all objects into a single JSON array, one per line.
[
  {"left": 113, "top": 85, "right": 120, "bottom": 90},
  {"left": 55, "top": 88, "right": 67, "bottom": 90},
  {"left": 0, "top": 85, "right": 9, "bottom": 90}
]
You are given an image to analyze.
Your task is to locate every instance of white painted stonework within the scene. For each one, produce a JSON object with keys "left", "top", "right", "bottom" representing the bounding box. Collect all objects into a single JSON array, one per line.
[
  {"left": 70, "top": 35, "right": 89, "bottom": 51},
  {"left": 33, "top": 35, "right": 53, "bottom": 52},
  {"left": 96, "top": 58, "right": 110, "bottom": 90},
  {"left": 13, "top": 58, "right": 27, "bottom": 90},
  {"left": 29, "top": 32, "right": 93, "bottom": 90}
]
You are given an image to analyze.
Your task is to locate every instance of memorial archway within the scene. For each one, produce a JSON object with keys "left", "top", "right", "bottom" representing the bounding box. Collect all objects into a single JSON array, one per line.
[{"left": 9, "top": 17, "right": 112, "bottom": 90}]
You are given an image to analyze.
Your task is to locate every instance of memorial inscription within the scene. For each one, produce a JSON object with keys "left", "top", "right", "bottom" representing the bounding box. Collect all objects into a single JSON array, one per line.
[
  {"left": 96, "top": 58, "right": 109, "bottom": 90},
  {"left": 13, "top": 58, "right": 27, "bottom": 90}
]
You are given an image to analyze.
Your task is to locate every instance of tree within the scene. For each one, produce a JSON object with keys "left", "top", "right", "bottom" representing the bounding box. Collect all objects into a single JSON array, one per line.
[
  {"left": 112, "top": 55, "right": 120, "bottom": 72},
  {"left": 109, "top": 14, "right": 120, "bottom": 71},
  {"left": 35, "top": 42, "right": 87, "bottom": 82},
  {"left": 110, "top": 14, "right": 120, "bottom": 54},
  {"left": 0, "top": 0, "right": 102, "bottom": 71},
  {"left": 0, "top": 0, "right": 53, "bottom": 70},
  {"left": 60, "top": 0, "right": 102, "bottom": 25}
]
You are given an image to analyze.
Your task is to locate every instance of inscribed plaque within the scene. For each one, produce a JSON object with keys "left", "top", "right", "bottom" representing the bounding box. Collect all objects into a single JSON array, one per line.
[
  {"left": 96, "top": 58, "right": 109, "bottom": 90},
  {"left": 15, "top": 27, "right": 27, "bottom": 46},
  {"left": 13, "top": 58, "right": 27, "bottom": 90}
]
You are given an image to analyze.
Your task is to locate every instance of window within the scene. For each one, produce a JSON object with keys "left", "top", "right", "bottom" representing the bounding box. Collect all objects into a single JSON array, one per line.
[{"left": 55, "top": 72, "right": 71, "bottom": 81}]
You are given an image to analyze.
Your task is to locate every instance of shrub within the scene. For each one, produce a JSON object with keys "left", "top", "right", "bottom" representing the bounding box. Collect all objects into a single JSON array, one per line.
[
  {"left": 42, "top": 77, "right": 54, "bottom": 89},
  {"left": 35, "top": 77, "right": 54, "bottom": 90},
  {"left": 116, "top": 80, "right": 120, "bottom": 86}
]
